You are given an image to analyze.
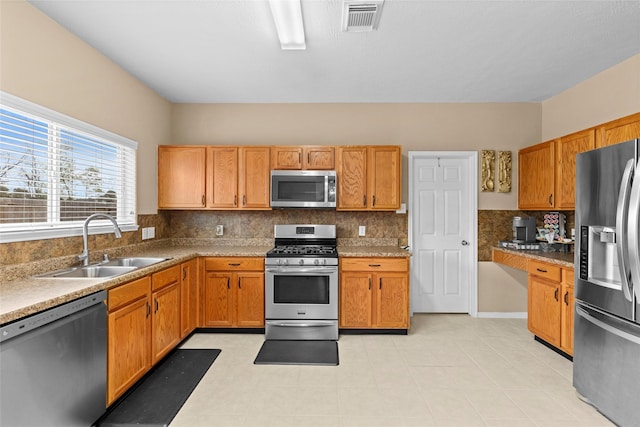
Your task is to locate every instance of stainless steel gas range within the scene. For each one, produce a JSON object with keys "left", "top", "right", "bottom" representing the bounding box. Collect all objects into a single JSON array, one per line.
[{"left": 265, "top": 224, "right": 338, "bottom": 340}]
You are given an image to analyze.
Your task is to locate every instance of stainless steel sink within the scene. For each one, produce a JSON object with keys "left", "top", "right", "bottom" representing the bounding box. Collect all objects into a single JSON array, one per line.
[
  {"left": 37, "top": 265, "right": 138, "bottom": 279},
  {"left": 100, "top": 257, "right": 170, "bottom": 268}
]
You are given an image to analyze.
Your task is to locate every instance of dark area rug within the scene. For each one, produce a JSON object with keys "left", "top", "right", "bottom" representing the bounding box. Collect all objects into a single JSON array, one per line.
[
  {"left": 254, "top": 340, "right": 339, "bottom": 366},
  {"left": 97, "top": 349, "right": 220, "bottom": 427}
]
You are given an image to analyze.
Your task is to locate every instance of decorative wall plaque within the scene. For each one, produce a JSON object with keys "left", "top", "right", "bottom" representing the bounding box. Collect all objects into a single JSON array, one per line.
[
  {"left": 498, "top": 150, "right": 512, "bottom": 193},
  {"left": 481, "top": 150, "right": 495, "bottom": 192}
]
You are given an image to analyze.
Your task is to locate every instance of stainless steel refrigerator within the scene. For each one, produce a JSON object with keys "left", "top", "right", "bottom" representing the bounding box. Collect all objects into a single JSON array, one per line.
[{"left": 574, "top": 138, "right": 640, "bottom": 426}]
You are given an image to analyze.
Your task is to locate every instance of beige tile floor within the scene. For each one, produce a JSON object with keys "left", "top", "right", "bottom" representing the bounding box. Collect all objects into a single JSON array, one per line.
[{"left": 171, "top": 314, "right": 614, "bottom": 427}]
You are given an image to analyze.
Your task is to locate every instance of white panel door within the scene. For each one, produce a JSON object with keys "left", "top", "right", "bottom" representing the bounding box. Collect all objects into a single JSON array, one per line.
[{"left": 410, "top": 153, "right": 477, "bottom": 313}]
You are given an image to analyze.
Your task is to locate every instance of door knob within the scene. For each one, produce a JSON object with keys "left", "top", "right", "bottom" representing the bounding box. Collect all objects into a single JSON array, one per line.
[{"left": 461, "top": 240, "right": 469, "bottom": 246}]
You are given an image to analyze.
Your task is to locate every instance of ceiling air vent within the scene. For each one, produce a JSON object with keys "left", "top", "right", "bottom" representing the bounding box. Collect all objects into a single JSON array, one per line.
[{"left": 342, "top": 0, "right": 384, "bottom": 32}]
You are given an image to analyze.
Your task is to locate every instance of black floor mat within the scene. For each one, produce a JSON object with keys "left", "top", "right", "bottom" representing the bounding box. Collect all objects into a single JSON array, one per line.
[
  {"left": 97, "top": 349, "right": 220, "bottom": 427},
  {"left": 254, "top": 340, "right": 339, "bottom": 366}
]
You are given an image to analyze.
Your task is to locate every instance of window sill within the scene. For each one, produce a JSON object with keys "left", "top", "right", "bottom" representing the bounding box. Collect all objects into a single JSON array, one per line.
[{"left": 0, "top": 224, "right": 140, "bottom": 244}]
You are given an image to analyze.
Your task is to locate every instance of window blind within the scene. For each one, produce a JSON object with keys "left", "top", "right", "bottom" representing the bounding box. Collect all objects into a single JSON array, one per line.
[{"left": 0, "top": 92, "right": 137, "bottom": 240}]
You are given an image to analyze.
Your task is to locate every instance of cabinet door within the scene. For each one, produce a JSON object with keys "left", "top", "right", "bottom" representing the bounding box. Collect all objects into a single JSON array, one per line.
[
  {"left": 236, "top": 272, "right": 265, "bottom": 327},
  {"left": 375, "top": 273, "right": 408, "bottom": 328},
  {"left": 271, "top": 146, "right": 303, "bottom": 169},
  {"left": 527, "top": 275, "right": 561, "bottom": 347},
  {"left": 518, "top": 141, "right": 555, "bottom": 210},
  {"left": 107, "top": 276, "right": 151, "bottom": 405},
  {"left": 560, "top": 268, "right": 575, "bottom": 355},
  {"left": 336, "top": 147, "right": 368, "bottom": 210},
  {"left": 239, "top": 147, "right": 271, "bottom": 209},
  {"left": 203, "top": 272, "right": 234, "bottom": 326},
  {"left": 208, "top": 147, "right": 238, "bottom": 208},
  {"left": 339, "top": 272, "right": 373, "bottom": 328},
  {"left": 151, "top": 280, "right": 181, "bottom": 364},
  {"left": 158, "top": 146, "right": 206, "bottom": 209},
  {"left": 180, "top": 259, "right": 198, "bottom": 338},
  {"left": 305, "top": 146, "right": 335, "bottom": 169},
  {"left": 368, "top": 146, "right": 401, "bottom": 210},
  {"left": 596, "top": 112, "right": 640, "bottom": 148},
  {"left": 556, "top": 129, "right": 595, "bottom": 210}
]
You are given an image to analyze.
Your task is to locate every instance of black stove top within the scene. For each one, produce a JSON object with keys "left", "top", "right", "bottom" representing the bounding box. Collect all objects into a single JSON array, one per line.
[{"left": 267, "top": 245, "right": 338, "bottom": 258}]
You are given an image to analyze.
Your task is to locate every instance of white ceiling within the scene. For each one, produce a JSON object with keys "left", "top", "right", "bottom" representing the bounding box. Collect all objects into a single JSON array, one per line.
[{"left": 28, "top": 0, "right": 640, "bottom": 104}]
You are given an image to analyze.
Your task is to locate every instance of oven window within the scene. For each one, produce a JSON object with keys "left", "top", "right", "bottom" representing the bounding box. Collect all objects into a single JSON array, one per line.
[{"left": 273, "top": 275, "right": 330, "bottom": 304}]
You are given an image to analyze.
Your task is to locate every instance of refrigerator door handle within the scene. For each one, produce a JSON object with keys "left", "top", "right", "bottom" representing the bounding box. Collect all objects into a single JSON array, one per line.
[
  {"left": 576, "top": 305, "right": 640, "bottom": 345},
  {"left": 616, "top": 158, "right": 635, "bottom": 302},
  {"left": 628, "top": 157, "right": 640, "bottom": 301}
]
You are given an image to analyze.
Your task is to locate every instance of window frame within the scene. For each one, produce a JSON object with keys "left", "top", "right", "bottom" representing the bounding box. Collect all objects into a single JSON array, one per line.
[{"left": 0, "top": 92, "right": 138, "bottom": 243}]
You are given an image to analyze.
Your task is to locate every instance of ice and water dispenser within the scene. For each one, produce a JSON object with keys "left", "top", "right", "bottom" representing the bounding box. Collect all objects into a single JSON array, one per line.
[{"left": 579, "top": 225, "right": 621, "bottom": 287}]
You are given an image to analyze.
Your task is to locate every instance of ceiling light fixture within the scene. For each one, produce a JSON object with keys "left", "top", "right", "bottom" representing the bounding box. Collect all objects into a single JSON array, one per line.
[{"left": 268, "top": 0, "right": 306, "bottom": 50}]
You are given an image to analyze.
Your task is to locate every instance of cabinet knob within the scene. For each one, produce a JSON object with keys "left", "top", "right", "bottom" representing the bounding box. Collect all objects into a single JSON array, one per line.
[{"left": 461, "top": 240, "right": 469, "bottom": 246}]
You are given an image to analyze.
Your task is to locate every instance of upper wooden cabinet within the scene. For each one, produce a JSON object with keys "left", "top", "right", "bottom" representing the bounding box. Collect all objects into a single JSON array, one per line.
[
  {"left": 207, "top": 146, "right": 271, "bottom": 209},
  {"left": 518, "top": 141, "right": 555, "bottom": 210},
  {"left": 158, "top": 146, "right": 207, "bottom": 208},
  {"left": 271, "top": 146, "right": 335, "bottom": 170},
  {"left": 336, "top": 145, "right": 401, "bottom": 211},
  {"left": 158, "top": 145, "right": 270, "bottom": 210},
  {"left": 555, "top": 129, "right": 595, "bottom": 210},
  {"left": 595, "top": 112, "right": 640, "bottom": 148},
  {"left": 518, "top": 112, "right": 639, "bottom": 210}
]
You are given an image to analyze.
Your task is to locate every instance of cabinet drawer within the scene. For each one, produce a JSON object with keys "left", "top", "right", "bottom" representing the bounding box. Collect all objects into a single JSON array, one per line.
[
  {"left": 341, "top": 257, "right": 408, "bottom": 272},
  {"left": 204, "top": 257, "right": 264, "bottom": 271},
  {"left": 152, "top": 265, "right": 181, "bottom": 291},
  {"left": 528, "top": 260, "right": 562, "bottom": 282},
  {"left": 108, "top": 276, "right": 150, "bottom": 311}
]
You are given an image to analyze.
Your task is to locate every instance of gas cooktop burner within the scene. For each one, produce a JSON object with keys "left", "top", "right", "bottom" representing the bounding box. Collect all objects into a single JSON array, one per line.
[{"left": 267, "top": 245, "right": 338, "bottom": 257}]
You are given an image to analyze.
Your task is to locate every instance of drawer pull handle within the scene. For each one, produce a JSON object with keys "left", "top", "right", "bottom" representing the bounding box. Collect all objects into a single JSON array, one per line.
[
  {"left": 229, "top": 263, "right": 241, "bottom": 267},
  {"left": 554, "top": 288, "right": 559, "bottom": 301},
  {"left": 369, "top": 264, "right": 381, "bottom": 267},
  {"left": 536, "top": 268, "right": 548, "bottom": 273}
]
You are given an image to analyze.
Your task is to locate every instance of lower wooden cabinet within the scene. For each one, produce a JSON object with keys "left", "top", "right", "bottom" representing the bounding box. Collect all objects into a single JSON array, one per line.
[
  {"left": 107, "top": 263, "right": 187, "bottom": 405},
  {"left": 527, "top": 260, "right": 574, "bottom": 355},
  {"left": 203, "top": 257, "right": 264, "bottom": 328},
  {"left": 180, "top": 258, "right": 199, "bottom": 338},
  {"left": 107, "top": 276, "right": 151, "bottom": 405},
  {"left": 340, "top": 257, "right": 410, "bottom": 330}
]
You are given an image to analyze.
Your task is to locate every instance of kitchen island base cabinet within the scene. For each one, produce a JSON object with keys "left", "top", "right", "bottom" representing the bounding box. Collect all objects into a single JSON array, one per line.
[
  {"left": 340, "top": 257, "right": 409, "bottom": 330},
  {"left": 203, "top": 257, "right": 265, "bottom": 328},
  {"left": 107, "top": 264, "right": 183, "bottom": 405}
]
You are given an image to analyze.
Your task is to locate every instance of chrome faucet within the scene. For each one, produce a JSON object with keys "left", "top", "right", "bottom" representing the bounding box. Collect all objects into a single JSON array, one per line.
[{"left": 78, "top": 213, "right": 122, "bottom": 266}]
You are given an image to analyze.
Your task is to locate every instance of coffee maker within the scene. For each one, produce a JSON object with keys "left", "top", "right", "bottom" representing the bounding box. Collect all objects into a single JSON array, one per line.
[{"left": 512, "top": 216, "right": 536, "bottom": 243}]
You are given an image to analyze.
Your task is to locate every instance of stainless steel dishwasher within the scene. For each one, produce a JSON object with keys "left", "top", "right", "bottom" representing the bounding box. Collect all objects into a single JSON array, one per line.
[{"left": 0, "top": 290, "right": 107, "bottom": 426}]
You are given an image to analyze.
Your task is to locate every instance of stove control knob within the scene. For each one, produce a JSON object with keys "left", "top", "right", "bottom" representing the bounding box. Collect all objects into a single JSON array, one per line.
[
  {"left": 322, "top": 259, "right": 327, "bottom": 265},
  {"left": 283, "top": 259, "right": 288, "bottom": 265},
  {"left": 314, "top": 259, "right": 320, "bottom": 265},
  {"left": 299, "top": 259, "right": 304, "bottom": 265}
]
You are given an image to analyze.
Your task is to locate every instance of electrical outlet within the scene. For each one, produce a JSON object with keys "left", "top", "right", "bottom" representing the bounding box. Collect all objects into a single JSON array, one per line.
[
  {"left": 215, "top": 225, "right": 224, "bottom": 236},
  {"left": 358, "top": 225, "right": 366, "bottom": 237},
  {"left": 141, "top": 227, "right": 155, "bottom": 240}
]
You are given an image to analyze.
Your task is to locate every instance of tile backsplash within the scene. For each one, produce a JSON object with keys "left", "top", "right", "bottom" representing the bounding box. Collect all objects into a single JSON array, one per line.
[{"left": 0, "top": 210, "right": 407, "bottom": 266}]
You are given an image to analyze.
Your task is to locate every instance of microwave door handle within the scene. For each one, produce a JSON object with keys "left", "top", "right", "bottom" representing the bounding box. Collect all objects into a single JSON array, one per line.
[
  {"left": 616, "top": 158, "right": 635, "bottom": 302},
  {"left": 627, "top": 158, "right": 640, "bottom": 301}
]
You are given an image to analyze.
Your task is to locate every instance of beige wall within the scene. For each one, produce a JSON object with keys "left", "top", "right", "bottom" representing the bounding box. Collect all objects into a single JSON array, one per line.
[
  {"left": 0, "top": 0, "right": 172, "bottom": 214},
  {"left": 542, "top": 53, "right": 640, "bottom": 140},
  {"left": 172, "top": 103, "right": 542, "bottom": 210}
]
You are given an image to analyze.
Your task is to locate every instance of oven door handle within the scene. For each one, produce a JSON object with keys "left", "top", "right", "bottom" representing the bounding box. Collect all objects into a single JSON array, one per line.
[
  {"left": 266, "top": 268, "right": 337, "bottom": 274},
  {"left": 268, "top": 321, "right": 337, "bottom": 327}
]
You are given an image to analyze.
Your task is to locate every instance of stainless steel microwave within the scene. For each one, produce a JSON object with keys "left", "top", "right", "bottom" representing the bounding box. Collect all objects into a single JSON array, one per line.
[{"left": 270, "top": 170, "right": 337, "bottom": 208}]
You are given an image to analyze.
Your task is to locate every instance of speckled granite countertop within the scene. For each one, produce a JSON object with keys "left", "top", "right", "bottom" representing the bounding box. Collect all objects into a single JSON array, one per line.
[
  {"left": 493, "top": 246, "right": 574, "bottom": 268},
  {"left": 1, "top": 238, "right": 410, "bottom": 325}
]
